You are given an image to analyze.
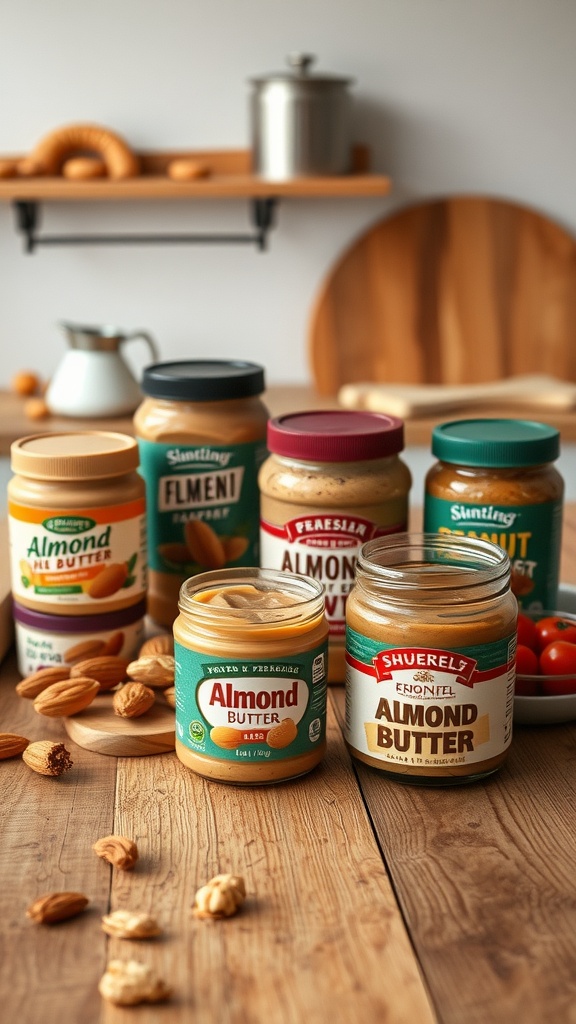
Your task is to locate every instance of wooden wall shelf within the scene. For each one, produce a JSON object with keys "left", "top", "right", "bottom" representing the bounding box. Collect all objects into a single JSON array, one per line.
[{"left": 0, "top": 147, "right": 392, "bottom": 252}]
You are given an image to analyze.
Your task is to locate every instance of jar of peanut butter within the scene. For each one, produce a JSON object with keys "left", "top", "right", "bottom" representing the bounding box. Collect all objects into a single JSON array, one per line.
[
  {"left": 258, "top": 410, "right": 411, "bottom": 683},
  {"left": 424, "top": 419, "right": 564, "bottom": 610},
  {"left": 173, "top": 568, "right": 328, "bottom": 784},
  {"left": 346, "top": 533, "right": 517, "bottom": 785},
  {"left": 133, "top": 360, "right": 268, "bottom": 629},
  {"left": 8, "top": 432, "right": 147, "bottom": 616}
]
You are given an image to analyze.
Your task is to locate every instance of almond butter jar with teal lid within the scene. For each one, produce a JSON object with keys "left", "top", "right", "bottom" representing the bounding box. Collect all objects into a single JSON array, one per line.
[
  {"left": 258, "top": 410, "right": 412, "bottom": 684},
  {"left": 345, "top": 533, "right": 517, "bottom": 786},
  {"left": 424, "top": 419, "right": 564, "bottom": 611},
  {"left": 173, "top": 567, "right": 328, "bottom": 785},
  {"left": 133, "top": 360, "right": 268, "bottom": 629}
]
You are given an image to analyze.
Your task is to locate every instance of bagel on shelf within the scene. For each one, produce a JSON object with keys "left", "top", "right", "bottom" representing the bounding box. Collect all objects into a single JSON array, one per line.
[{"left": 17, "top": 123, "right": 140, "bottom": 180}]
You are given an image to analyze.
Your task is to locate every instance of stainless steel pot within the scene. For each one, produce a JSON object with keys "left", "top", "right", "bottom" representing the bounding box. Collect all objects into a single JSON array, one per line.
[{"left": 250, "top": 54, "right": 354, "bottom": 181}]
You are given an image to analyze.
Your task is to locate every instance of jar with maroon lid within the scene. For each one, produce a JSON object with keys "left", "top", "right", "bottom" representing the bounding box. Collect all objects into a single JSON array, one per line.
[{"left": 258, "top": 409, "right": 412, "bottom": 683}]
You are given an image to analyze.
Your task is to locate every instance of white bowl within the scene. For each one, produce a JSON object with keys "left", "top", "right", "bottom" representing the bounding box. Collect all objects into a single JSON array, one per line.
[{"left": 513, "top": 584, "right": 576, "bottom": 725}]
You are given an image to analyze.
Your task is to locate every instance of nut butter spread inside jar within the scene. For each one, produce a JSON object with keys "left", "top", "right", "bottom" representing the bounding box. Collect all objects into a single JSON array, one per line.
[
  {"left": 8, "top": 432, "right": 146, "bottom": 616},
  {"left": 134, "top": 360, "right": 268, "bottom": 629},
  {"left": 345, "top": 533, "right": 517, "bottom": 785},
  {"left": 258, "top": 410, "right": 411, "bottom": 684},
  {"left": 424, "top": 418, "right": 564, "bottom": 611},
  {"left": 174, "top": 568, "right": 328, "bottom": 784}
]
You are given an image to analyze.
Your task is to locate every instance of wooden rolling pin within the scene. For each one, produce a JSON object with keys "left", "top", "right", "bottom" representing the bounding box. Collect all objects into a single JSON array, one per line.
[{"left": 338, "top": 375, "right": 576, "bottom": 418}]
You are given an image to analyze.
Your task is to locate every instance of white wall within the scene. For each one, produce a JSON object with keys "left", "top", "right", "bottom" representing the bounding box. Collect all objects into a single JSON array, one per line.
[{"left": 1, "top": 0, "right": 575, "bottom": 388}]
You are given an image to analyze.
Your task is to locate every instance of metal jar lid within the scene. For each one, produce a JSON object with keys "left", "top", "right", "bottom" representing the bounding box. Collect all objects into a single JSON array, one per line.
[{"left": 250, "top": 53, "right": 353, "bottom": 91}]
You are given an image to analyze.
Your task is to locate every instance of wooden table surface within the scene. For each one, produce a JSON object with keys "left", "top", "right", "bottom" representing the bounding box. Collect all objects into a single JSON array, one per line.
[
  {"left": 2, "top": 385, "right": 576, "bottom": 451},
  {"left": 1, "top": 505, "right": 576, "bottom": 1023}
]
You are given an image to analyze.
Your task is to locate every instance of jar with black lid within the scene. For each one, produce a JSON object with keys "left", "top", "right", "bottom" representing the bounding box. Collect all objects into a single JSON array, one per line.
[
  {"left": 424, "top": 418, "right": 564, "bottom": 610},
  {"left": 134, "top": 360, "right": 269, "bottom": 628}
]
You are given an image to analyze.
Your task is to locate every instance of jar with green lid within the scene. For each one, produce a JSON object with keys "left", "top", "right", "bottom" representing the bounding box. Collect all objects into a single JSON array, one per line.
[
  {"left": 424, "top": 418, "right": 564, "bottom": 610},
  {"left": 258, "top": 409, "right": 412, "bottom": 683},
  {"left": 134, "top": 360, "right": 269, "bottom": 628}
]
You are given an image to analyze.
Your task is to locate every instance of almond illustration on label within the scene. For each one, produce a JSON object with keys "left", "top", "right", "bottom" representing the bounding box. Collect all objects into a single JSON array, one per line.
[
  {"left": 184, "top": 520, "right": 226, "bottom": 569},
  {"left": 267, "top": 717, "right": 298, "bottom": 749},
  {"left": 210, "top": 726, "right": 243, "bottom": 749},
  {"left": 158, "top": 542, "right": 193, "bottom": 565},
  {"left": 87, "top": 563, "right": 128, "bottom": 599},
  {"left": 223, "top": 536, "right": 249, "bottom": 563},
  {"left": 101, "top": 631, "right": 125, "bottom": 657}
]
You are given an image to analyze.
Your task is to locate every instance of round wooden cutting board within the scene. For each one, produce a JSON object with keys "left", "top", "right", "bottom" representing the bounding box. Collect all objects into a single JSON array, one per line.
[
  {"left": 64, "top": 697, "right": 175, "bottom": 756},
  {"left": 309, "top": 195, "right": 576, "bottom": 395}
]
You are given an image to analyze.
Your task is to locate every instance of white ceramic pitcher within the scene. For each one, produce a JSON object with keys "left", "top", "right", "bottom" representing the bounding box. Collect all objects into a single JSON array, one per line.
[{"left": 46, "top": 322, "right": 159, "bottom": 418}]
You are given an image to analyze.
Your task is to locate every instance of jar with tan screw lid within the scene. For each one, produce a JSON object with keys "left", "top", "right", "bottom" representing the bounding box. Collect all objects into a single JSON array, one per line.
[
  {"left": 134, "top": 360, "right": 269, "bottom": 628},
  {"left": 8, "top": 431, "right": 147, "bottom": 617},
  {"left": 258, "top": 410, "right": 411, "bottom": 683}
]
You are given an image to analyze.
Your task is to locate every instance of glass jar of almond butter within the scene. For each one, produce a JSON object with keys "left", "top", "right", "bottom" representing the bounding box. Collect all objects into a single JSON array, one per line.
[
  {"left": 346, "top": 533, "right": 517, "bottom": 785},
  {"left": 258, "top": 410, "right": 411, "bottom": 683},
  {"left": 134, "top": 360, "right": 269, "bottom": 629},
  {"left": 8, "top": 431, "right": 147, "bottom": 616},
  {"left": 173, "top": 568, "right": 328, "bottom": 784}
]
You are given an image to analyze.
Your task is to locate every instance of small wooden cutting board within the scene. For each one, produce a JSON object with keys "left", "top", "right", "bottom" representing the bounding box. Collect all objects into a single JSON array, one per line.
[{"left": 64, "top": 698, "right": 175, "bottom": 756}]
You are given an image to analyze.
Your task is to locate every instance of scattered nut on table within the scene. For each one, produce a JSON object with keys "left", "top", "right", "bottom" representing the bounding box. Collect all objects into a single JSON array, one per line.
[
  {"left": 101, "top": 910, "right": 162, "bottom": 939},
  {"left": 26, "top": 891, "right": 89, "bottom": 924},
  {"left": 98, "top": 959, "right": 171, "bottom": 1006},
  {"left": 139, "top": 634, "right": 174, "bottom": 657},
  {"left": 113, "top": 682, "right": 155, "bottom": 718},
  {"left": 192, "top": 873, "right": 246, "bottom": 919},
  {"left": 22, "top": 740, "right": 73, "bottom": 776},
  {"left": 93, "top": 835, "right": 139, "bottom": 870},
  {"left": 0, "top": 733, "right": 29, "bottom": 758},
  {"left": 127, "top": 655, "right": 175, "bottom": 688}
]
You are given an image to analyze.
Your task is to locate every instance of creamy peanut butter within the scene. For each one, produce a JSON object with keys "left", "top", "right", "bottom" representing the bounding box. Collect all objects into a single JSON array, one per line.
[
  {"left": 259, "top": 410, "right": 411, "bottom": 683},
  {"left": 345, "top": 534, "right": 517, "bottom": 784},
  {"left": 424, "top": 419, "right": 564, "bottom": 610},
  {"left": 133, "top": 360, "right": 268, "bottom": 629},
  {"left": 8, "top": 432, "right": 146, "bottom": 616},
  {"left": 173, "top": 569, "right": 328, "bottom": 784}
]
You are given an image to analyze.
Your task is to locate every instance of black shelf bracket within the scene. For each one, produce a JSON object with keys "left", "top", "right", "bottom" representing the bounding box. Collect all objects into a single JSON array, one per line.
[{"left": 13, "top": 197, "right": 278, "bottom": 254}]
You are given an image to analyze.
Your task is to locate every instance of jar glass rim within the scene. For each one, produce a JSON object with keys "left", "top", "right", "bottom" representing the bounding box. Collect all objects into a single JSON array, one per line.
[
  {"left": 356, "top": 532, "right": 510, "bottom": 591},
  {"left": 178, "top": 568, "right": 325, "bottom": 625}
]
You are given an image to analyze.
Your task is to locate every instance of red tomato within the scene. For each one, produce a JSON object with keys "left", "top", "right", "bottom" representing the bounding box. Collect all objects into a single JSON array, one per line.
[
  {"left": 539, "top": 641, "right": 576, "bottom": 695},
  {"left": 516, "top": 644, "right": 539, "bottom": 675},
  {"left": 535, "top": 616, "right": 576, "bottom": 652},
  {"left": 517, "top": 613, "right": 539, "bottom": 651}
]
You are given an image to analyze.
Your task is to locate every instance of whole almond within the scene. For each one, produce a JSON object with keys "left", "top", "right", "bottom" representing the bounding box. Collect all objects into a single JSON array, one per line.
[
  {"left": 22, "top": 740, "right": 73, "bottom": 776},
  {"left": 87, "top": 562, "right": 128, "bottom": 599},
  {"left": 184, "top": 519, "right": 226, "bottom": 569},
  {"left": 16, "top": 665, "right": 71, "bottom": 699},
  {"left": 113, "top": 683, "right": 155, "bottom": 719},
  {"left": 101, "top": 631, "right": 125, "bottom": 657},
  {"left": 0, "top": 733, "right": 29, "bottom": 759},
  {"left": 163, "top": 687, "right": 176, "bottom": 709},
  {"left": 127, "top": 655, "right": 174, "bottom": 689},
  {"left": 63, "top": 639, "right": 106, "bottom": 664},
  {"left": 33, "top": 677, "right": 100, "bottom": 717},
  {"left": 93, "top": 835, "right": 138, "bottom": 870},
  {"left": 70, "top": 656, "right": 129, "bottom": 691},
  {"left": 27, "top": 891, "right": 89, "bottom": 924},
  {"left": 139, "top": 634, "right": 174, "bottom": 658}
]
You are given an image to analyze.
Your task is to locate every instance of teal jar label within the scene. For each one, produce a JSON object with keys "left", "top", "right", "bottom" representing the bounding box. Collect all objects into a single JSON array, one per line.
[
  {"left": 424, "top": 495, "right": 562, "bottom": 610},
  {"left": 175, "top": 639, "right": 328, "bottom": 763},
  {"left": 345, "top": 626, "right": 516, "bottom": 770},
  {"left": 138, "top": 438, "right": 267, "bottom": 576}
]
